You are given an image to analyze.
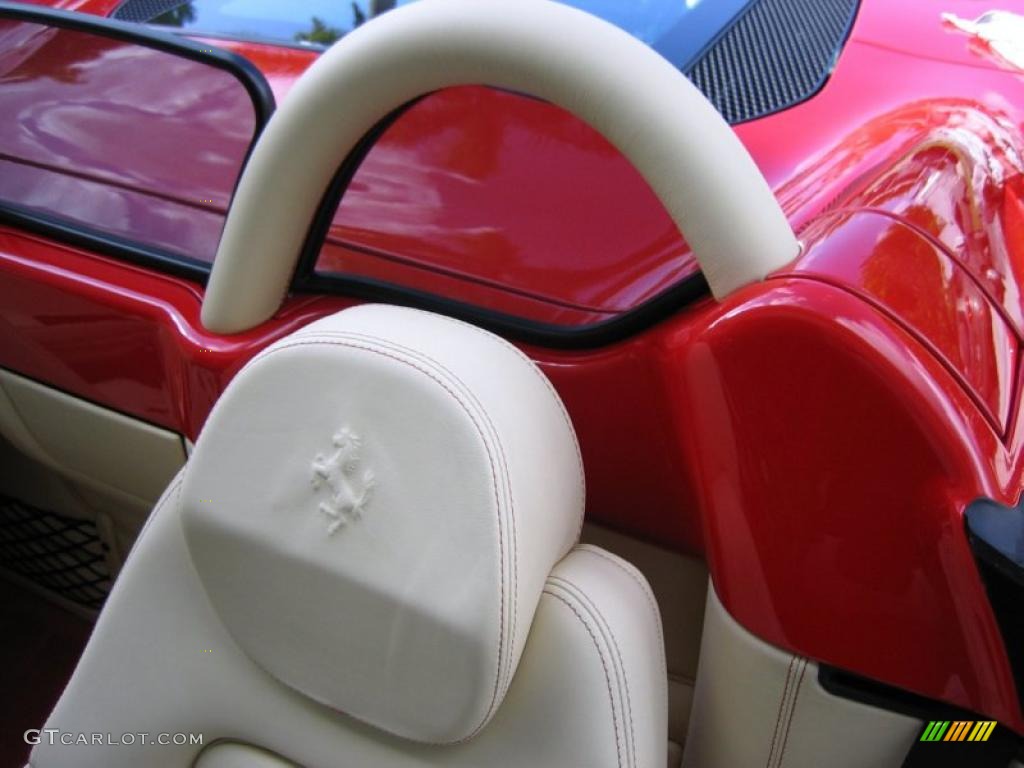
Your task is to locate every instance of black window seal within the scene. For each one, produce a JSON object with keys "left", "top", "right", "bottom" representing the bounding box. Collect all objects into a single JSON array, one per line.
[
  {"left": 287, "top": 91, "right": 713, "bottom": 349},
  {"left": 0, "top": 202, "right": 211, "bottom": 283},
  {"left": 0, "top": 0, "right": 276, "bottom": 284},
  {"left": 293, "top": 268, "right": 712, "bottom": 349}
]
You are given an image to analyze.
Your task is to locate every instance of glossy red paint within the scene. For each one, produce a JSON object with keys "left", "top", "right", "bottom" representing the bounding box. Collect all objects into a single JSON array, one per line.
[
  {"left": 672, "top": 275, "right": 1024, "bottom": 733},
  {"left": 783, "top": 210, "right": 1018, "bottom": 433},
  {"left": 0, "top": 19, "right": 258, "bottom": 262},
  {"left": 318, "top": 85, "right": 693, "bottom": 325},
  {"left": 4, "top": 0, "right": 1024, "bottom": 735},
  {"left": 854, "top": 0, "right": 1024, "bottom": 74},
  {"left": 0, "top": 228, "right": 351, "bottom": 436}
]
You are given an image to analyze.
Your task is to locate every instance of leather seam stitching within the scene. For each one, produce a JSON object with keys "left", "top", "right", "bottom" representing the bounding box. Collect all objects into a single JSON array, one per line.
[
  {"left": 235, "top": 338, "right": 509, "bottom": 745},
  {"left": 544, "top": 588, "right": 627, "bottom": 768},
  {"left": 389, "top": 307, "right": 586, "bottom": 536},
  {"left": 300, "top": 329, "right": 521, "bottom": 697},
  {"left": 548, "top": 574, "right": 637, "bottom": 768},
  {"left": 777, "top": 659, "right": 808, "bottom": 768},
  {"left": 574, "top": 544, "right": 667, "bottom": 681},
  {"left": 767, "top": 656, "right": 796, "bottom": 767}
]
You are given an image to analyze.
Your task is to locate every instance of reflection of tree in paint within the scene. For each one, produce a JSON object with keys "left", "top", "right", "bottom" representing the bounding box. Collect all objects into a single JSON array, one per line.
[
  {"left": 353, "top": 0, "right": 398, "bottom": 27},
  {"left": 152, "top": 3, "right": 197, "bottom": 28},
  {"left": 295, "top": 16, "right": 344, "bottom": 45},
  {"left": 296, "top": 1, "right": 398, "bottom": 46}
]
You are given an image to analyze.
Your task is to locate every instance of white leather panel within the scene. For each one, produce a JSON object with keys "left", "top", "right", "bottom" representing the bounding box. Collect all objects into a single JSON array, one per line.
[
  {"left": 34, "top": 488, "right": 665, "bottom": 767},
  {"left": 582, "top": 523, "right": 708, "bottom": 745},
  {"left": 682, "top": 586, "right": 921, "bottom": 768},
  {"left": 194, "top": 743, "right": 296, "bottom": 768},
  {"left": 201, "top": 0, "right": 799, "bottom": 333},
  {"left": 181, "top": 305, "right": 584, "bottom": 743},
  {"left": 544, "top": 545, "right": 669, "bottom": 768}
]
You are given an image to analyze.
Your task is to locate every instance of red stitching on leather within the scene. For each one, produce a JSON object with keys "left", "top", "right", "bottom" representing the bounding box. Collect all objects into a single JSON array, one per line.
[
  {"left": 575, "top": 545, "right": 667, "bottom": 681},
  {"left": 399, "top": 307, "right": 587, "bottom": 535},
  {"left": 777, "top": 660, "right": 807, "bottom": 768},
  {"left": 544, "top": 588, "right": 627, "bottom": 768},
  {"left": 235, "top": 338, "right": 508, "bottom": 745},
  {"left": 767, "top": 656, "right": 796, "bottom": 767},
  {"left": 549, "top": 574, "right": 638, "bottom": 768},
  {"left": 301, "top": 329, "right": 522, "bottom": 699}
]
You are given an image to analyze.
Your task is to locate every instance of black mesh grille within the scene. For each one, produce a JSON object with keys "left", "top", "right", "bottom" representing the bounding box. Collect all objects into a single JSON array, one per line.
[
  {"left": 686, "top": 0, "right": 859, "bottom": 124},
  {"left": 112, "top": 0, "right": 189, "bottom": 23},
  {"left": 0, "top": 495, "right": 112, "bottom": 610},
  {"left": 112, "top": 0, "right": 856, "bottom": 125}
]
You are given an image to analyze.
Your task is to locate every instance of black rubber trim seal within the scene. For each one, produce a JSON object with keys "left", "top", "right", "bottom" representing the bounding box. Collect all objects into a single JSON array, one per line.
[
  {"left": 0, "top": 1, "right": 276, "bottom": 283},
  {"left": 819, "top": 666, "right": 1021, "bottom": 766},
  {"left": 294, "top": 269, "right": 711, "bottom": 349},
  {"left": 966, "top": 497, "right": 1024, "bottom": 588},
  {"left": 290, "top": 99, "right": 424, "bottom": 301},
  {"left": 0, "top": 202, "right": 211, "bottom": 284},
  {"left": 966, "top": 497, "right": 1024, "bottom": 716},
  {"left": 0, "top": 2, "right": 275, "bottom": 125},
  {"left": 288, "top": 109, "right": 713, "bottom": 349}
]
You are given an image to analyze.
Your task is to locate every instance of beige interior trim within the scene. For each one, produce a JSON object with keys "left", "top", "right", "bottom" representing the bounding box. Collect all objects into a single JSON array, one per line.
[
  {"left": 0, "top": 369, "right": 186, "bottom": 507},
  {"left": 683, "top": 585, "right": 921, "bottom": 768},
  {"left": 201, "top": 0, "right": 799, "bottom": 333}
]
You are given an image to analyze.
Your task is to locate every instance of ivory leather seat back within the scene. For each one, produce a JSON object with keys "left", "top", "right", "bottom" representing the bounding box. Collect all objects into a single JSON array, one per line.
[{"left": 31, "top": 305, "right": 667, "bottom": 768}]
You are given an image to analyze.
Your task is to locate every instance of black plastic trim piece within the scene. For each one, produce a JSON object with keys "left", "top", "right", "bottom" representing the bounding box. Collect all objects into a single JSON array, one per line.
[
  {"left": 966, "top": 497, "right": 1024, "bottom": 716},
  {"left": 819, "top": 665, "right": 1021, "bottom": 768},
  {"left": 818, "top": 665, "right": 976, "bottom": 723},
  {"left": 966, "top": 498, "right": 1024, "bottom": 588},
  {"left": 288, "top": 99, "right": 714, "bottom": 348},
  {"left": 0, "top": 1, "right": 276, "bottom": 281},
  {"left": 149, "top": 27, "right": 330, "bottom": 54}
]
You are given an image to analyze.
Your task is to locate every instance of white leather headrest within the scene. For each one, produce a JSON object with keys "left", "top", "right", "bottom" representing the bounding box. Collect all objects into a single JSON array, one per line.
[{"left": 181, "top": 305, "right": 584, "bottom": 744}]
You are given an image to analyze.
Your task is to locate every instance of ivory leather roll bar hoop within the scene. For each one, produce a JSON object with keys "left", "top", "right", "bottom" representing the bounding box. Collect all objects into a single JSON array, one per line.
[{"left": 201, "top": 0, "right": 800, "bottom": 333}]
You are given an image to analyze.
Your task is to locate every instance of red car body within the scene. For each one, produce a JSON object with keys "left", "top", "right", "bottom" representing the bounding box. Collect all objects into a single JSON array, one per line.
[{"left": 3, "top": 0, "right": 1024, "bottom": 737}]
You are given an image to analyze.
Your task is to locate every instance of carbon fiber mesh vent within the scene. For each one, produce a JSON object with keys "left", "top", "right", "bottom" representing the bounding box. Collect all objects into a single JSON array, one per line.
[
  {"left": 0, "top": 495, "right": 112, "bottom": 610},
  {"left": 112, "top": 0, "right": 188, "bottom": 23},
  {"left": 113, "top": 0, "right": 856, "bottom": 125},
  {"left": 686, "top": 0, "right": 859, "bottom": 124}
]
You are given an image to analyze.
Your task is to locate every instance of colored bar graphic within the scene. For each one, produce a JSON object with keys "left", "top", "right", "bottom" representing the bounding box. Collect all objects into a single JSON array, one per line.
[
  {"left": 920, "top": 721, "right": 950, "bottom": 741},
  {"left": 943, "top": 721, "right": 968, "bottom": 741},
  {"left": 919, "top": 720, "right": 996, "bottom": 742},
  {"left": 972, "top": 722, "right": 997, "bottom": 742}
]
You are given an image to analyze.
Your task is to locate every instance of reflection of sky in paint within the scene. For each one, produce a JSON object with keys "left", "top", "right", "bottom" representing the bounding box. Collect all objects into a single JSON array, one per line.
[{"left": 147, "top": 0, "right": 750, "bottom": 66}]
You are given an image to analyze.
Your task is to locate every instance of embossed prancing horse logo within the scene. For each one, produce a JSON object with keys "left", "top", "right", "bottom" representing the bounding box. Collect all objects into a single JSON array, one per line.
[{"left": 311, "top": 427, "right": 376, "bottom": 535}]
